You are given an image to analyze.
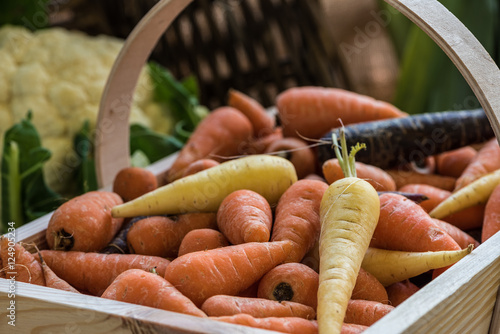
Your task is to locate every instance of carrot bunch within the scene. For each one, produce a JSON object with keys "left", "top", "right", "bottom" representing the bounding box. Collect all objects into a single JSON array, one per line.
[{"left": 6, "top": 87, "right": 497, "bottom": 334}]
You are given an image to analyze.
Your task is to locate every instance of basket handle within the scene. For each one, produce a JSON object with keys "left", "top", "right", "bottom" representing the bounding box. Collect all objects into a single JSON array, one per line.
[{"left": 95, "top": 0, "right": 500, "bottom": 188}]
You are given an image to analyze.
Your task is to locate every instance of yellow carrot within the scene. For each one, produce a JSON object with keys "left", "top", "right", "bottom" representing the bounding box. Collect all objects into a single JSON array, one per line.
[
  {"left": 318, "top": 129, "right": 380, "bottom": 334},
  {"left": 361, "top": 245, "right": 473, "bottom": 286},
  {"left": 111, "top": 155, "right": 297, "bottom": 218}
]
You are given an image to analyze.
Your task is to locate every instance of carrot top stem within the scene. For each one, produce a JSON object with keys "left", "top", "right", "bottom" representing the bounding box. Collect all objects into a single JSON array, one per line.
[{"left": 332, "top": 128, "right": 366, "bottom": 178}]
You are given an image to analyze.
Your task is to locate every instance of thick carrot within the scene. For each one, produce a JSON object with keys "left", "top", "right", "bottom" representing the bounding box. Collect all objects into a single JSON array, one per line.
[
  {"left": 177, "top": 228, "right": 230, "bottom": 257},
  {"left": 265, "top": 137, "right": 316, "bottom": 179},
  {"left": 352, "top": 268, "right": 389, "bottom": 305},
  {"left": 182, "top": 159, "right": 220, "bottom": 177},
  {"left": 201, "top": 295, "right": 316, "bottom": 319},
  {"left": 228, "top": 88, "right": 275, "bottom": 138},
  {"left": 436, "top": 146, "right": 477, "bottom": 178},
  {"left": 371, "top": 193, "right": 461, "bottom": 252},
  {"left": 397, "top": 184, "right": 450, "bottom": 213},
  {"left": 112, "top": 167, "right": 158, "bottom": 202},
  {"left": 341, "top": 323, "right": 370, "bottom": 334},
  {"left": 361, "top": 246, "right": 472, "bottom": 286},
  {"left": 432, "top": 219, "right": 480, "bottom": 249},
  {"left": 101, "top": 269, "right": 206, "bottom": 317},
  {"left": 482, "top": 183, "right": 500, "bottom": 242},
  {"left": 211, "top": 313, "right": 318, "bottom": 334},
  {"left": 245, "top": 127, "right": 283, "bottom": 155},
  {"left": 271, "top": 179, "right": 329, "bottom": 263},
  {"left": 429, "top": 168, "right": 500, "bottom": 219},
  {"left": 318, "top": 130, "right": 380, "bottom": 334},
  {"left": 217, "top": 189, "right": 273, "bottom": 244},
  {"left": 455, "top": 138, "right": 500, "bottom": 190},
  {"left": 166, "top": 106, "right": 253, "bottom": 182},
  {"left": 37, "top": 252, "right": 80, "bottom": 293},
  {"left": 257, "top": 263, "right": 319, "bottom": 310},
  {"left": 111, "top": 155, "right": 297, "bottom": 218},
  {"left": 386, "top": 169, "right": 456, "bottom": 191},
  {"left": 322, "top": 159, "right": 396, "bottom": 191},
  {"left": 164, "top": 240, "right": 294, "bottom": 307},
  {"left": 0, "top": 238, "right": 44, "bottom": 286},
  {"left": 344, "top": 299, "right": 394, "bottom": 326},
  {"left": 126, "top": 213, "right": 217, "bottom": 258},
  {"left": 46, "top": 191, "right": 124, "bottom": 252},
  {"left": 385, "top": 280, "right": 420, "bottom": 307},
  {"left": 38, "top": 250, "right": 170, "bottom": 296},
  {"left": 441, "top": 204, "right": 485, "bottom": 231},
  {"left": 277, "top": 86, "right": 406, "bottom": 140}
]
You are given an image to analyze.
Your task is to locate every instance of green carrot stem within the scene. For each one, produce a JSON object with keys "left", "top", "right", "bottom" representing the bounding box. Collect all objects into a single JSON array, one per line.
[{"left": 331, "top": 127, "right": 366, "bottom": 179}]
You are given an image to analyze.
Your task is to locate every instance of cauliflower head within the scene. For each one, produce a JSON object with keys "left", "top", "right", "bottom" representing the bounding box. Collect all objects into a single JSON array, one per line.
[{"left": 0, "top": 25, "right": 172, "bottom": 194}]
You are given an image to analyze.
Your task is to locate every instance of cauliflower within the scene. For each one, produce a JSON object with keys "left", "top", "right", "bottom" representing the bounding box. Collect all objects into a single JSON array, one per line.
[{"left": 0, "top": 25, "right": 173, "bottom": 194}]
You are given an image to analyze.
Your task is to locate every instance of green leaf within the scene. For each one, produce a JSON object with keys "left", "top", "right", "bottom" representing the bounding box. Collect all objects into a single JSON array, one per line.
[
  {"left": 0, "top": 0, "right": 50, "bottom": 30},
  {"left": 130, "top": 123, "right": 184, "bottom": 164},
  {"left": 73, "top": 120, "right": 98, "bottom": 195}
]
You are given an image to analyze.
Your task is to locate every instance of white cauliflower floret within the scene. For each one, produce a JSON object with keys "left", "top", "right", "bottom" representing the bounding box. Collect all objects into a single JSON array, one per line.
[{"left": 0, "top": 25, "right": 169, "bottom": 194}]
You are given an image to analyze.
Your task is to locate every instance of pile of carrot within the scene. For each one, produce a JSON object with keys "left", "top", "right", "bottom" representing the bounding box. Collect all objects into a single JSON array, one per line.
[{"left": 2, "top": 86, "right": 498, "bottom": 334}]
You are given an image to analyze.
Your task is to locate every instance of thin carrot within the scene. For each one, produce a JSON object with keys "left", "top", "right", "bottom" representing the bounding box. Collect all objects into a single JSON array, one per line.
[
  {"left": 46, "top": 191, "right": 124, "bottom": 252},
  {"left": 436, "top": 146, "right": 477, "bottom": 178},
  {"left": 455, "top": 138, "right": 500, "bottom": 190},
  {"left": 322, "top": 158, "right": 396, "bottom": 191},
  {"left": 271, "top": 179, "right": 329, "bottom": 263},
  {"left": 397, "top": 184, "right": 450, "bottom": 213},
  {"left": 371, "top": 193, "right": 461, "bottom": 252},
  {"left": 217, "top": 189, "right": 273, "bottom": 244},
  {"left": 385, "top": 169, "right": 456, "bottom": 191},
  {"left": 344, "top": 299, "right": 394, "bottom": 326},
  {"left": 352, "top": 268, "right": 389, "bottom": 305},
  {"left": 164, "top": 240, "right": 294, "bottom": 307},
  {"left": 201, "top": 295, "right": 316, "bottom": 319},
  {"left": 277, "top": 86, "right": 406, "bottom": 140},
  {"left": 228, "top": 88, "right": 276, "bottom": 138},
  {"left": 429, "top": 168, "right": 500, "bottom": 219},
  {"left": 245, "top": 127, "right": 283, "bottom": 155},
  {"left": 126, "top": 213, "right": 217, "bottom": 258},
  {"left": 37, "top": 250, "right": 170, "bottom": 296},
  {"left": 385, "top": 280, "right": 420, "bottom": 307},
  {"left": 432, "top": 218, "right": 480, "bottom": 249},
  {"left": 0, "top": 238, "right": 44, "bottom": 286},
  {"left": 112, "top": 167, "right": 158, "bottom": 202},
  {"left": 36, "top": 251, "right": 80, "bottom": 293},
  {"left": 177, "top": 228, "right": 230, "bottom": 257},
  {"left": 482, "top": 183, "right": 500, "bottom": 242},
  {"left": 265, "top": 137, "right": 316, "bottom": 179},
  {"left": 182, "top": 159, "right": 220, "bottom": 177},
  {"left": 211, "top": 314, "right": 318, "bottom": 334},
  {"left": 165, "top": 106, "right": 253, "bottom": 182},
  {"left": 257, "top": 263, "right": 319, "bottom": 310}
]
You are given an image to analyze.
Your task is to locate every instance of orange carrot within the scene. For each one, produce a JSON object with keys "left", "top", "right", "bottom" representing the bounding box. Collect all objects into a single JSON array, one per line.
[
  {"left": 398, "top": 184, "right": 450, "bottom": 213},
  {"left": 341, "top": 323, "right": 370, "bottom": 334},
  {"left": 38, "top": 250, "right": 170, "bottom": 296},
  {"left": 211, "top": 314, "right": 318, "bottom": 334},
  {"left": 228, "top": 88, "right": 276, "bottom": 138},
  {"left": 323, "top": 159, "right": 396, "bottom": 191},
  {"left": 101, "top": 269, "right": 206, "bottom": 317},
  {"left": 182, "top": 159, "right": 220, "bottom": 177},
  {"left": 455, "top": 138, "right": 500, "bottom": 190},
  {"left": 164, "top": 240, "right": 294, "bottom": 307},
  {"left": 371, "top": 193, "right": 461, "bottom": 252},
  {"left": 112, "top": 167, "right": 158, "bottom": 202},
  {"left": 385, "top": 280, "right": 420, "bottom": 307},
  {"left": 45, "top": 191, "right": 124, "bottom": 252},
  {"left": 217, "top": 189, "right": 273, "bottom": 244},
  {"left": 265, "top": 137, "right": 316, "bottom": 179},
  {"left": 436, "top": 146, "right": 477, "bottom": 178},
  {"left": 239, "top": 281, "right": 261, "bottom": 298},
  {"left": 201, "top": 295, "right": 316, "bottom": 319},
  {"left": 432, "top": 218, "right": 480, "bottom": 249},
  {"left": 386, "top": 169, "right": 456, "bottom": 191},
  {"left": 0, "top": 238, "right": 44, "bottom": 286},
  {"left": 166, "top": 106, "right": 253, "bottom": 182},
  {"left": 276, "top": 86, "right": 406, "bottom": 140},
  {"left": 482, "top": 183, "right": 500, "bottom": 242},
  {"left": 441, "top": 204, "right": 485, "bottom": 231},
  {"left": 352, "top": 268, "right": 389, "bottom": 305},
  {"left": 177, "top": 228, "right": 230, "bottom": 257},
  {"left": 271, "top": 179, "right": 329, "bottom": 263},
  {"left": 245, "top": 127, "right": 284, "bottom": 154},
  {"left": 344, "top": 299, "right": 394, "bottom": 326},
  {"left": 127, "top": 213, "right": 217, "bottom": 258},
  {"left": 37, "top": 251, "right": 80, "bottom": 293},
  {"left": 257, "top": 263, "right": 319, "bottom": 310}
]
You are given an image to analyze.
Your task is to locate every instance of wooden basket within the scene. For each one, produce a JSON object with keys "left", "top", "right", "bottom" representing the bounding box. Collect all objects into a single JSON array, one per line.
[{"left": 1, "top": 0, "right": 500, "bottom": 333}]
